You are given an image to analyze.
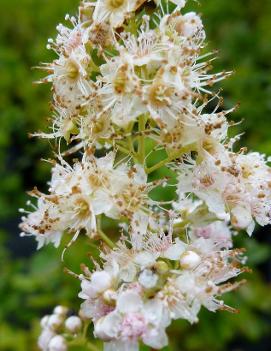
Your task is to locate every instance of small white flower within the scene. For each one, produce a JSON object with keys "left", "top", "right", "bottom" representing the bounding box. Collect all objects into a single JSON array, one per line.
[
  {"left": 97, "top": 57, "right": 145, "bottom": 127},
  {"left": 177, "top": 12, "right": 204, "bottom": 38},
  {"left": 143, "top": 65, "right": 191, "bottom": 129},
  {"left": 92, "top": 0, "right": 144, "bottom": 28},
  {"left": 176, "top": 149, "right": 271, "bottom": 235},
  {"left": 192, "top": 221, "right": 233, "bottom": 249}
]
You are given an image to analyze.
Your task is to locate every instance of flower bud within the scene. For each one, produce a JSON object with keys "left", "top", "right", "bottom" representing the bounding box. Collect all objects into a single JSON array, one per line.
[
  {"left": 40, "top": 315, "right": 49, "bottom": 328},
  {"left": 48, "top": 335, "right": 67, "bottom": 351},
  {"left": 65, "top": 316, "right": 82, "bottom": 333},
  {"left": 48, "top": 314, "right": 63, "bottom": 330},
  {"left": 38, "top": 329, "right": 55, "bottom": 350},
  {"left": 180, "top": 250, "right": 201, "bottom": 269},
  {"left": 138, "top": 269, "right": 158, "bottom": 289},
  {"left": 53, "top": 306, "right": 68, "bottom": 317}
]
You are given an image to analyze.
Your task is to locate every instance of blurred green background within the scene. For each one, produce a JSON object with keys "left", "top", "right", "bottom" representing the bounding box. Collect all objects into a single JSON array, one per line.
[{"left": 0, "top": 0, "right": 271, "bottom": 350}]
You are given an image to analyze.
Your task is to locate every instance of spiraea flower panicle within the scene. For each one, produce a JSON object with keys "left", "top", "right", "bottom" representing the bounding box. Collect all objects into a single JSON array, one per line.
[{"left": 19, "top": 0, "right": 270, "bottom": 350}]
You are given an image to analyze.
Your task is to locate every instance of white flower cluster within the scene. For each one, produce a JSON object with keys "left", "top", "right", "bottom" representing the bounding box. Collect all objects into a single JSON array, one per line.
[
  {"left": 20, "top": 0, "right": 271, "bottom": 350},
  {"left": 177, "top": 149, "right": 271, "bottom": 235},
  {"left": 20, "top": 151, "right": 158, "bottom": 248},
  {"left": 35, "top": 0, "right": 227, "bottom": 145},
  {"left": 39, "top": 306, "right": 82, "bottom": 351},
  {"left": 78, "top": 227, "right": 244, "bottom": 351}
]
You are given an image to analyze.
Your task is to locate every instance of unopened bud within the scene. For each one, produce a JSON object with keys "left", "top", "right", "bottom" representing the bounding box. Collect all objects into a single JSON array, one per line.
[
  {"left": 40, "top": 315, "right": 49, "bottom": 328},
  {"left": 48, "top": 314, "right": 63, "bottom": 330},
  {"left": 180, "top": 250, "right": 201, "bottom": 269},
  {"left": 48, "top": 335, "right": 67, "bottom": 351},
  {"left": 65, "top": 316, "right": 82, "bottom": 333},
  {"left": 138, "top": 269, "right": 158, "bottom": 289},
  {"left": 53, "top": 306, "right": 68, "bottom": 317}
]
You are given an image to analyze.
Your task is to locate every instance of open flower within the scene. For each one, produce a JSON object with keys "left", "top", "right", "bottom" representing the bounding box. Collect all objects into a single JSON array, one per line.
[
  {"left": 78, "top": 227, "right": 244, "bottom": 349},
  {"left": 92, "top": 0, "right": 145, "bottom": 28},
  {"left": 41, "top": 15, "right": 94, "bottom": 116},
  {"left": 20, "top": 152, "right": 157, "bottom": 247},
  {"left": 176, "top": 149, "right": 271, "bottom": 234},
  {"left": 97, "top": 56, "right": 145, "bottom": 126}
]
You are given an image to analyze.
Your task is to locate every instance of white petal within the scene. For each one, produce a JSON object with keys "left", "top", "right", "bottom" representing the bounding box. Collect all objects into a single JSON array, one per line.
[
  {"left": 143, "top": 328, "right": 168, "bottom": 349},
  {"left": 92, "top": 190, "right": 113, "bottom": 215},
  {"left": 91, "top": 271, "right": 112, "bottom": 293},
  {"left": 163, "top": 238, "right": 187, "bottom": 260},
  {"left": 119, "top": 263, "right": 137, "bottom": 282},
  {"left": 117, "top": 291, "right": 143, "bottom": 314},
  {"left": 131, "top": 211, "right": 149, "bottom": 239},
  {"left": 231, "top": 205, "right": 254, "bottom": 233},
  {"left": 104, "top": 340, "right": 139, "bottom": 351},
  {"left": 134, "top": 252, "right": 156, "bottom": 267},
  {"left": 94, "top": 312, "right": 122, "bottom": 341},
  {"left": 144, "top": 299, "right": 171, "bottom": 327}
]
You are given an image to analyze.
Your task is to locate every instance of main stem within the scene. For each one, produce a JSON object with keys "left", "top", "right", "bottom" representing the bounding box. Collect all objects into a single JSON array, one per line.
[
  {"left": 138, "top": 114, "right": 146, "bottom": 164},
  {"left": 98, "top": 229, "right": 115, "bottom": 249},
  {"left": 96, "top": 215, "right": 115, "bottom": 249}
]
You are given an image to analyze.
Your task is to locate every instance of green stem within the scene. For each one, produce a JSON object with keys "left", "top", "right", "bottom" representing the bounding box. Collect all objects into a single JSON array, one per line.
[
  {"left": 98, "top": 229, "right": 115, "bottom": 249},
  {"left": 126, "top": 122, "right": 135, "bottom": 154},
  {"left": 138, "top": 115, "right": 146, "bottom": 164},
  {"left": 116, "top": 142, "right": 139, "bottom": 163},
  {"left": 96, "top": 215, "right": 114, "bottom": 251},
  {"left": 146, "top": 143, "right": 196, "bottom": 174},
  {"left": 83, "top": 321, "right": 90, "bottom": 339},
  {"left": 115, "top": 143, "right": 131, "bottom": 155},
  {"left": 68, "top": 338, "right": 100, "bottom": 351},
  {"left": 173, "top": 219, "right": 190, "bottom": 229},
  {"left": 86, "top": 342, "right": 101, "bottom": 351}
]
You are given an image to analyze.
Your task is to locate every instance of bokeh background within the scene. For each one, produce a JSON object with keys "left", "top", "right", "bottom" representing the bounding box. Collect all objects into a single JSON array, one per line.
[{"left": 0, "top": 0, "right": 271, "bottom": 350}]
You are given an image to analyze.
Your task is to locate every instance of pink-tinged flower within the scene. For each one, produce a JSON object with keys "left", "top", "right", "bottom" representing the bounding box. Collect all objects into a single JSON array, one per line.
[
  {"left": 94, "top": 291, "right": 170, "bottom": 351},
  {"left": 121, "top": 313, "right": 147, "bottom": 338},
  {"left": 191, "top": 221, "right": 233, "bottom": 249}
]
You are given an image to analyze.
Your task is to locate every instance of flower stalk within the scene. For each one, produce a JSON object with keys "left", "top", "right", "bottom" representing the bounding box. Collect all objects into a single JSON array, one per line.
[
  {"left": 138, "top": 115, "right": 147, "bottom": 164},
  {"left": 146, "top": 143, "right": 196, "bottom": 174},
  {"left": 97, "top": 229, "right": 115, "bottom": 249}
]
